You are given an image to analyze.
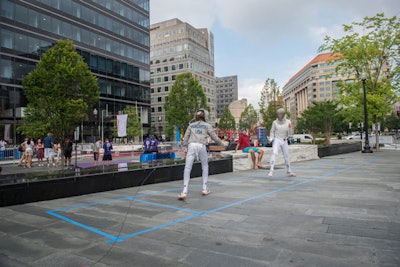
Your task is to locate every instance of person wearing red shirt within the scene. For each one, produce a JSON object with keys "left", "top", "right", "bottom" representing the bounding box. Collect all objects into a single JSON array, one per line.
[{"left": 234, "top": 128, "right": 264, "bottom": 169}]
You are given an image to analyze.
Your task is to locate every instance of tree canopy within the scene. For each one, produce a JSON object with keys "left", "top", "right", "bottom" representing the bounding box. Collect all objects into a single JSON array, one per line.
[
  {"left": 20, "top": 39, "right": 99, "bottom": 143},
  {"left": 258, "top": 78, "right": 284, "bottom": 131},
  {"left": 319, "top": 13, "right": 400, "bottom": 148},
  {"left": 218, "top": 106, "right": 236, "bottom": 130},
  {"left": 238, "top": 104, "right": 258, "bottom": 133},
  {"left": 296, "top": 101, "right": 340, "bottom": 145},
  {"left": 164, "top": 72, "right": 209, "bottom": 136}
]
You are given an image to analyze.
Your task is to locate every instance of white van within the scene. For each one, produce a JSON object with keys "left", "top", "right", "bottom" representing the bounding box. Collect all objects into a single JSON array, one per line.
[{"left": 292, "top": 134, "right": 313, "bottom": 143}]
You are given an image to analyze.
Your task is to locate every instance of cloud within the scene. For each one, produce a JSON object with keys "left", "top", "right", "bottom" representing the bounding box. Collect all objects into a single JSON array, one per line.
[
  {"left": 238, "top": 78, "right": 265, "bottom": 109},
  {"left": 150, "top": 0, "right": 218, "bottom": 28},
  {"left": 151, "top": 0, "right": 400, "bottom": 45}
]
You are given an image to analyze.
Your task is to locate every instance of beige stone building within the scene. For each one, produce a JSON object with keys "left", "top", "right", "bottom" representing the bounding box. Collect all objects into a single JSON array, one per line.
[
  {"left": 228, "top": 98, "right": 247, "bottom": 127},
  {"left": 282, "top": 53, "right": 341, "bottom": 128},
  {"left": 150, "top": 18, "right": 216, "bottom": 135}
]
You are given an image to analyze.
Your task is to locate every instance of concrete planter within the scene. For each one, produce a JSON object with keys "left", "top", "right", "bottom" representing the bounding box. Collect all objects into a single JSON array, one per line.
[
  {"left": 222, "top": 145, "right": 319, "bottom": 171},
  {"left": 0, "top": 156, "right": 232, "bottom": 207},
  {"left": 318, "top": 142, "right": 362, "bottom": 157}
]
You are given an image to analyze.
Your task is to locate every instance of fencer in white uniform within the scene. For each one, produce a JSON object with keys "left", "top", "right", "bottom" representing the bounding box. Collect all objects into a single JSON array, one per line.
[
  {"left": 268, "top": 108, "right": 296, "bottom": 177},
  {"left": 178, "top": 109, "right": 226, "bottom": 200}
]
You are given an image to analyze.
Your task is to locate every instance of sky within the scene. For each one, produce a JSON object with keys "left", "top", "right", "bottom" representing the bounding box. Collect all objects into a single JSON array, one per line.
[{"left": 150, "top": 0, "right": 400, "bottom": 108}]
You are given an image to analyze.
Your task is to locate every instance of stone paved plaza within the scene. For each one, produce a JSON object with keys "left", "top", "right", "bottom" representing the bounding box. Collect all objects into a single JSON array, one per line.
[{"left": 0, "top": 150, "right": 399, "bottom": 266}]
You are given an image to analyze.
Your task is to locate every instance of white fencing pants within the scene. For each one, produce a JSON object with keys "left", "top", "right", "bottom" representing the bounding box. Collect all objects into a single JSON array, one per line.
[
  {"left": 183, "top": 143, "right": 208, "bottom": 194},
  {"left": 269, "top": 138, "right": 292, "bottom": 173}
]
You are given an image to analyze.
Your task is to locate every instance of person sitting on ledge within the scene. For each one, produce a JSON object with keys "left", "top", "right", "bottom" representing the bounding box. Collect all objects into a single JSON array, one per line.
[{"left": 233, "top": 128, "right": 264, "bottom": 169}]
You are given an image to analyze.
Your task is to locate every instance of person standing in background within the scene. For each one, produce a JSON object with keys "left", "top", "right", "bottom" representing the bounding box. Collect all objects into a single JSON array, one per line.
[
  {"left": 93, "top": 138, "right": 102, "bottom": 166},
  {"left": 143, "top": 134, "right": 151, "bottom": 153},
  {"left": 18, "top": 137, "right": 27, "bottom": 167},
  {"left": 150, "top": 135, "right": 159, "bottom": 153},
  {"left": 43, "top": 133, "right": 54, "bottom": 167},
  {"left": 36, "top": 138, "right": 44, "bottom": 166},
  {"left": 102, "top": 138, "right": 113, "bottom": 166},
  {"left": 64, "top": 138, "right": 73, "bottom": 167},
  {"left": 24, "top": 136, "right": 34, "bottom": 168},
  {"left": 0, "top": 138, "right": 7, "bottom": 151}
]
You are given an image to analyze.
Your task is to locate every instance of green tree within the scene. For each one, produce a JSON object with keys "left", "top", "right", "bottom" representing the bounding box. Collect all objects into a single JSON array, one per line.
[
  {"left": 164, "top": 72, "right": 208, "bottom": 137},
  {"left": 382, "top": 111, "right": 400, "bottom": 132},
  {"left": 238, "top": 104, "right": 258, "bottom": 134},
  {"left": 218, "top": 106, "right": 236, "bottom": 130},
  {"left": 319, "top": 13, "right": 400, "bottom": 149},
  {"left": 20, "top": 39, "right": 99, "bottom": 144},
  {"left": 296, "top": 101, "right": 340, "bottom": 145},
  {"left": 259, "top": 78, "right": 283, "bottom": 131}
]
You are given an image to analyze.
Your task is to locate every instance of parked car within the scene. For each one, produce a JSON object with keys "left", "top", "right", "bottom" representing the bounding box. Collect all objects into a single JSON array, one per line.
[
  {"left": 292, "top": 134, "right": 313, "bottom": 143},
  {"left": 345, "top": 132, "right": 375, "bottom": 140}
]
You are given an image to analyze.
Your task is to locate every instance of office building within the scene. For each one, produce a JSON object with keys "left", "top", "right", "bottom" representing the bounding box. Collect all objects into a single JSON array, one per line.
[
  {"left": 216, "top": 75, "right": 238, "bottom": 118},
  {"left": 150, "top": 18, "right": 216, "bottom": 136},
  {"left": 281, "top": 52, "right": 342, "bottom": 128},
  {"left": 0, "top": 0, "right": 150, "bottom": 143}
]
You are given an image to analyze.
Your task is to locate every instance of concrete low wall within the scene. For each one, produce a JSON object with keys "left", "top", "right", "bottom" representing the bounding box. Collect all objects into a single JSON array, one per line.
[
  {"left": 318, "top": 142, "right": 361, "bottom": 157},
  {"left": 0, "top": 156, "right": 232, "bottom": 207},
  {"left": 221, "top": 145, "right": 318, "bottom": 171}
]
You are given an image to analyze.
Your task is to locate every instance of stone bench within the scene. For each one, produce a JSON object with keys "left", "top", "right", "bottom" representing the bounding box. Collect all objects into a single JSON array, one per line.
[{"left": 221, "top": 145, "right": 318, "bottom": 171}]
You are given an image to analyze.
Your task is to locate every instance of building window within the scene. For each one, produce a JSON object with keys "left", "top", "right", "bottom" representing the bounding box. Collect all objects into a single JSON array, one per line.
[
  {"left": 172, "top": 65, "right": 176, "bottom": 70},
  {"left": 164, "top": 66, "right": 168, "bottom": 71},
  {"left": 151, "top": 107, "right": 155, "bottom": 112},
  {"left": 158, "top": 107, "right": 162, "bottom": 112},
  {"left": 157, "top": 87, "right": 161, "bottom": 92},
  {"left": 164, "top": 86, "right": 169, "bottom": 92},
  {"left": 178, "top": 63, "right": 184, "bottom": 69},
  {"left": 158, "top": 97, "right": 162, "bottom": 102}
]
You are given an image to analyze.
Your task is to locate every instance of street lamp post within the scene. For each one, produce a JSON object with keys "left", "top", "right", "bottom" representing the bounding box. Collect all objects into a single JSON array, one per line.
[
  {"left": 93, "top": 108, "right": 98, "bottom": 142},
  {"left": 361, "top": 76, "right": 372, "bottom": 153}
]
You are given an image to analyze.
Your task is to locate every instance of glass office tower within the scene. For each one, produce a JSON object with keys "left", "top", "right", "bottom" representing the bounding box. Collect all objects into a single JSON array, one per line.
[{"left": 0, "top": 0, "right": 150, "bottom": 143}]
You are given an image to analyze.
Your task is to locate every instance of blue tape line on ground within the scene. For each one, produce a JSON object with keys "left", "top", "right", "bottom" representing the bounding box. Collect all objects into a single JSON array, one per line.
[
  {"left": 112, "top": 156, "right": 381, "bottom": 241},
  {"left": 48, "top": 156, "right": 381, "bottom": 243},
  {"left": 46, "top": 211, "right": 117, "bottom": 240},
  {"left": 108, "top": 213, "right": 203, "bottom": 242}
]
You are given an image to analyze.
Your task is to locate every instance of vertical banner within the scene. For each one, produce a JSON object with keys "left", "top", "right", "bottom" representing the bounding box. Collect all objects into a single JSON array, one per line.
[
  {"left": 117, "top": 114, "right": 128, "bottom": 137},
  {"left": 4, "top": 124, "right": 11, "bottom": 141}
]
